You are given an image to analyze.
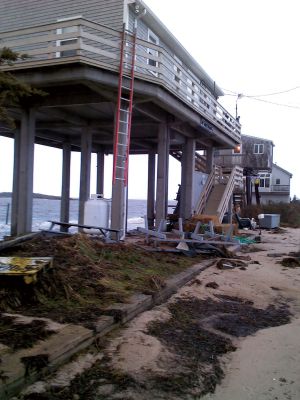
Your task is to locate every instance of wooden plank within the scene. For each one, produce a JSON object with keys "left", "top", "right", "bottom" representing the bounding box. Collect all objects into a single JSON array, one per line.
[
  {"left": 3, "top": 31, "right": 80, "bottom": 48},
  {"left": 150, "top": 238, "right": 237, "bottom": 246},
  {"left": 81, "top": 30, "right": 120, "bottom": 49},
  {"left": 81, "top": 43, "right": 118, "bottom": 60}
]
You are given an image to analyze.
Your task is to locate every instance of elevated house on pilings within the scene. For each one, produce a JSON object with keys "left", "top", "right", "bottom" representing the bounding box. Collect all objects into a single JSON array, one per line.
[{"left": 0, "top": 0, "right": 241, "bottom": 237}]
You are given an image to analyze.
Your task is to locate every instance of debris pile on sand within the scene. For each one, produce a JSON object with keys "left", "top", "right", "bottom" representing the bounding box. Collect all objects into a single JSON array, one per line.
[{"left": 0, "top": 234, "right": 206, "bottom": 325}]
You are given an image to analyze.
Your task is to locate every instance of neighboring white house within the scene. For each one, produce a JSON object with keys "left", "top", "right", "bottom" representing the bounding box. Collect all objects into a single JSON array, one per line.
[{"left": 254, "top": 163, "right": 292, "bottom": 204}]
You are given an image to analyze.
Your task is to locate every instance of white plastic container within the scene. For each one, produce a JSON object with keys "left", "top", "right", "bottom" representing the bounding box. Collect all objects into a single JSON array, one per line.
[{"left": 83, "top": 195, "right": 110, "bottom": 232}]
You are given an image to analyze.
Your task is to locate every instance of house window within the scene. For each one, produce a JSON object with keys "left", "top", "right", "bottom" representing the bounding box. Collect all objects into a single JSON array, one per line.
[
  {"left": 147, "top": 29, "right": 159, "bottom": 76},
  {"left": 259, "top": 173, "right": 270, "bottom": 188},
  {"left": 174, "top": 64, "right": 182, "bottom": 86},
  {"left": 276, "top": 178, "right": 281, "bottom": 185},
  {"left": 233, "top": 144, "right": 242, "bottom": 154},
  {"left": 254, "top": 143, "right": 264, "bottom": 154},
  {"left": 56, "top": 16, "right": 81, "bottom": 58}
]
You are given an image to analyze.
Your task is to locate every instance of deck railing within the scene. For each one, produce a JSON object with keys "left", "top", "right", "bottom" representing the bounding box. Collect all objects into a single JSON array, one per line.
[
  {"left": 0, "top": 18, "right": 241, "bottom": 142},
  {"left": 271, "top": 185, "right": 290, "bottom": 193},
  {"left": 214, "top": 153, "right": 244, "bottom": 167}
]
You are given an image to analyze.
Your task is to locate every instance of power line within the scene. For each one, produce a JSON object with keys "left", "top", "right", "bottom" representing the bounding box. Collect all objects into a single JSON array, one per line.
[
  {"left": 222, "top": 87, "right": 300, "bottom": 109},
  {"left": 247, "top": 96, "right": 300, "bottom": 110},
  {"left": 246, "top": 86, "right": 300, "bottom": 97},
  {"left": 222, "top": 85, "right": 300, "bottom": 98}
]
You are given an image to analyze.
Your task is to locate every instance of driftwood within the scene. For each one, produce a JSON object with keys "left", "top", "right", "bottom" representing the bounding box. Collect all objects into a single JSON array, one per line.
[{"left": 216, "top": 258, "right": 248, "bottom": 270}]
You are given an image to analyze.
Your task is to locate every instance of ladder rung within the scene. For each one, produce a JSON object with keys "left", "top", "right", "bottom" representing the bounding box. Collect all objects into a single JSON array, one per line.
[
  {"left": 115, "top": 177, "right": 125, "bottom": 181},
  {"left": 119, "top": 109, "right": 130, "bottom": 113},
  {"left": 121, "top": 97, "right": 130, "bottom": 101},
  {"left": 119, "top": 119, "right": 129, "bottom": 124},
  {"left": 117, "top": 143, "right": 127, "bottom": 147},
  {"left": 118, "top": 131, "right": 128, "bottom": 135},
  {"left": 116, "top": 166, "right": 125, "bottom": 170}
]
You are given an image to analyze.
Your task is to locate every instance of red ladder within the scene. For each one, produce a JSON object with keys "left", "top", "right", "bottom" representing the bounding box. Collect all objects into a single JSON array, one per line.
[{"left": 112, "top": 24, "right": 137, "bottom": 187}]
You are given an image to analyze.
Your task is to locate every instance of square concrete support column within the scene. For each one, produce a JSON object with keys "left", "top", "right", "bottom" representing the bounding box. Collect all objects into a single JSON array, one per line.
[
  {"left": 96, "top": 150, "right": 105, "bottom": 196},
  {"left": 155, "top": 124, "right": 170, "bottom": 226},
  {"left": 60, "top": 141, "right": 71, "bottom": 230},
  {"left": 111, "top": 107, "right": 129, "bottom": 239},
  {"left": 205, "top": 147, "right": 215, "bottom": 174},
  {"left": 147, "top": 149, "right": 156, "bottom": 228},
  {"left": 78, "top": 127, "right": 92, "bottom": 225},
  {"left": 180, "top": 138, "right": 196, "bottom": 220},
  {"left": 11, "top": 109, "right": 35, "bottom": 236}
]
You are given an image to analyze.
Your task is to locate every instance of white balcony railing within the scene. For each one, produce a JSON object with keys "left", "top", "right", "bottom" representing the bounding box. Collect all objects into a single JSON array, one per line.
[
  {"left": 0, "top": 18, "right": 241, "bottom": 142},
  {"left": 271, "top": 185, "right": 290, "bottom": 192}
]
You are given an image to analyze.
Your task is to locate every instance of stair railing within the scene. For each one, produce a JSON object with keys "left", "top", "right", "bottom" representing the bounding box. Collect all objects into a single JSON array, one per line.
[
  {"left": 216, "top": 166, "right": 243, "bottom": 223},
  {"left": 194, "top": 165, "right": 222, "bottom": 214}
]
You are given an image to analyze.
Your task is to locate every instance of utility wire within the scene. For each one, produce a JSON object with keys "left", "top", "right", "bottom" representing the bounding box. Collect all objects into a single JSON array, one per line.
[
  {"left": 247, "top": 86, "right": 300, "bottom": 98},
  {"left": 247, "top": 96, "right": 300, "bottom": 110},
  {"left": 222, "top": 87, "right": 300, "bottom": 109},
  {"left": 222, "top": 85, "right": 300, "bottom": 98}
]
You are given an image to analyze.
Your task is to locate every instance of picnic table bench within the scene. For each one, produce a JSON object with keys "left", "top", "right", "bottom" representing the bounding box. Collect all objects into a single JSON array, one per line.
[{"left": 47, "top": 221, "right": 120, "bottom": 241}]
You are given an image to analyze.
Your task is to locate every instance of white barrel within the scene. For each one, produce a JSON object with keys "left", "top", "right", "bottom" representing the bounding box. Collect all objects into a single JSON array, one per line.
[{"left": 84, "top": 195, "right": 110, "bottom": 231}]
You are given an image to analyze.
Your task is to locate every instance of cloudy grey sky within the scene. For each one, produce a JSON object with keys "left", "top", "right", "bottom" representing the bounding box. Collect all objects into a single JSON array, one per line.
[{"left": 0, "top": 0, "right": 299, "bottom": 199}]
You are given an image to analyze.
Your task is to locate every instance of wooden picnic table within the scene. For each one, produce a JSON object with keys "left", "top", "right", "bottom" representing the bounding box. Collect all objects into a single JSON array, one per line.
[{"left": 47, "top": 221, "right": 120, "bottom": 241}]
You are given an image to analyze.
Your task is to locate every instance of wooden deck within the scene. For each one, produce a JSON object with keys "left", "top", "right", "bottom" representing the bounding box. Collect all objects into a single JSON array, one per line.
[{"left": 0, "top": 18, "right": 241, "bottom": 143}]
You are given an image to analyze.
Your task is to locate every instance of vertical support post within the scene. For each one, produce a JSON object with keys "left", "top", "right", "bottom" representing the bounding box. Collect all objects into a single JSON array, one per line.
[
  {"left": 60, "top": 141, "right": 71, "bottom": 230},
  {"left": 78, "top": 126, "right": 92, "bottom": 225},
  {"left": 206, "top": 146, "right": 214, "bottom": 174},
  {"left": 96, "top": 150, "right": 105, "bottom": 195},
  {"left": 246, "top": 174, "right": 252, "bottom": 205},
  {"left": 5, "top": 203, "right": 10, "bottom": 225},
  {"left": 11, "top": 109, "right": 35, "bottom": 236},
  {"left": 147, "top": 149, "right": 156, "bottom": 228},
  {"left": 155, "top": 124, "right": 169, "bottom": 226},
  {"left": 180, "top": 138, "right": 196, "bottom": 220},
  {"left": 11, "top": 130, "right": 20, "bottom": 236},
  {"left": 111, "top": 107, "right": 128, "bottom": 239},
  {"left": 227, "top": 194, "right": 233, "bottom": 224}
]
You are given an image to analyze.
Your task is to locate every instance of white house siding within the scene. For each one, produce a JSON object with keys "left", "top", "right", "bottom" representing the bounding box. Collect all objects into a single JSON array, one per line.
[
  {"left": 129, "top": 8, "right": 212, "bottom": 111},
  {"left": 0, "top": 0, "right": 124, "bottom": 33},
  {"left": 255, "top": 193, "right": 290, "bottom": 204},
  {"left": 128, "top": 10, "right": 174, "bottom": 82},
  {"left": 252, "top": 164, "right": 292, "bottom": 204},
  {"left": 272, "top": 164, "right": 291, "bottom": 188}
]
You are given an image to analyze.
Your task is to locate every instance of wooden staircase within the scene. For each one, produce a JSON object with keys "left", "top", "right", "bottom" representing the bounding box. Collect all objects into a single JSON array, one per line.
[
  {"left": 170, "top": 149, "right": 244, "bottom": 222},
  {"left": 204, "top": 183, "right": 227, "bottom": 215},
  {"left": 194, "top": 165, "right": 244, "bottom": 223}
]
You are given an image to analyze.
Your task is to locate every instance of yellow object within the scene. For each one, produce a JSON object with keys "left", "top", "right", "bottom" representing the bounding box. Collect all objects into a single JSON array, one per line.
[{"left": 0, "top": 257, "right": 53, "bottom": 284}]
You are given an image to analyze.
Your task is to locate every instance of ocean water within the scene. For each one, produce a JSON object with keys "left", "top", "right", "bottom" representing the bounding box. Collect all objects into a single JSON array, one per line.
[{"left": 0, "top": 197, "right": 175, "bottom": 239}]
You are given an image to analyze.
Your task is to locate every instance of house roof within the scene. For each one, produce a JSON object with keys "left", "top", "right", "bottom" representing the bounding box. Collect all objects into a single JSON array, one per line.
[
  {"left": 242, "top": 134, "right": 275, "bottom": 146},
  {"left": 134, "top": 0, "right": 224, "bottom": 97},
  {"left": 272, "top": 163, "right": 293, "bottom": 178}
]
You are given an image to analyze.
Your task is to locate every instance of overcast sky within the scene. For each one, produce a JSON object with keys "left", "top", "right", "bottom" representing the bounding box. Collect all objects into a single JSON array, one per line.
[{"left": 0, "top": 0, "right": 299, "bottom": 199}]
